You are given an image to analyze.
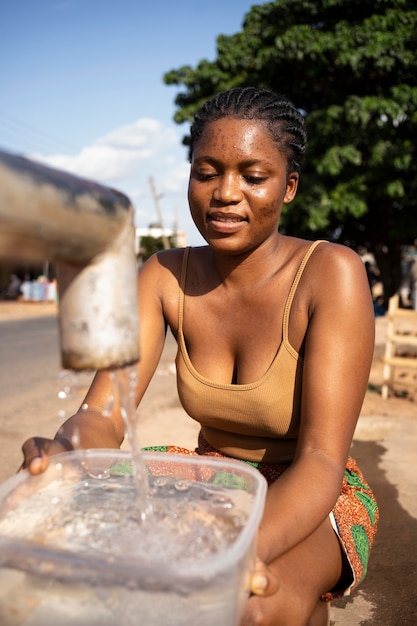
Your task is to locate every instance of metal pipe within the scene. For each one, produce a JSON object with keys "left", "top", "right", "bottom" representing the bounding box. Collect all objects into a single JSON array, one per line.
[{"left": 0, "top": 149, "right": 139, "bottom": 370}]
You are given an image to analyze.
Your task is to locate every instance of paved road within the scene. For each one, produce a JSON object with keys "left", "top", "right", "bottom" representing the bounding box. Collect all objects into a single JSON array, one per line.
[{"left": 1, "top": 311, "right": 416, "bottom": 625}]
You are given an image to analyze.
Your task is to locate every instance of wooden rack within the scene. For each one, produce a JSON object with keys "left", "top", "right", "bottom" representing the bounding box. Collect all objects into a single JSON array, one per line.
[{"left": 381, "top": 294, "right": 417, "bottom": 399}]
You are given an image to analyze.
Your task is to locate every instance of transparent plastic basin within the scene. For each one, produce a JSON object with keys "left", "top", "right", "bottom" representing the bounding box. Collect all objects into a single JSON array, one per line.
[{"left": 0, "top": 449, "right": 267, "bottom": 625}]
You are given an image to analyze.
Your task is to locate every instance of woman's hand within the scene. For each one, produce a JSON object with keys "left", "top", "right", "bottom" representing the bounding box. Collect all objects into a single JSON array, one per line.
[
  {"left": 241, "top": 558, "right": 281, "bottom": 625},
  {"left": 250, "top": 558, "right": 279, "bottom": 597},
  {"left": 19, "top": 436, "right": 73, "bottom": 474}
]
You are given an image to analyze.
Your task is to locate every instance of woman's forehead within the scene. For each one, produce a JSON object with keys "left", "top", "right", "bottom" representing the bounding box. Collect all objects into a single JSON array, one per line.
[{"left": 193, "top": 118, "right": 282, "bottom": 160}]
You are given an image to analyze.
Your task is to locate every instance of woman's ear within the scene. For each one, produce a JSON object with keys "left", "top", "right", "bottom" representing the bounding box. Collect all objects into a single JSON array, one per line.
[{"left": 284, "top": 172, "right": 299, "bottom": 204}]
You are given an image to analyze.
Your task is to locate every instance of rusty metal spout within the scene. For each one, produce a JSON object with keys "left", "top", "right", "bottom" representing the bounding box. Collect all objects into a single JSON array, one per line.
[{"left": 0, "top": 149, "right": 139, "bottom": 370}]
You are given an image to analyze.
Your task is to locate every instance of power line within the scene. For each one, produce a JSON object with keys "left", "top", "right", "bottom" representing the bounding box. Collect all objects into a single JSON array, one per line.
[{"left": 0, "top": 110, "right": 79, "bottom": 153}]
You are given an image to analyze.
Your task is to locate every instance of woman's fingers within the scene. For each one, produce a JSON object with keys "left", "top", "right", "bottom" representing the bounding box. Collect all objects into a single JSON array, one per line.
[
  {"left": 250, "top": 558, "right": 280, "bottom": 597},
  {"left": 20, "top": 437, "right": 71, "bottom": 474}
]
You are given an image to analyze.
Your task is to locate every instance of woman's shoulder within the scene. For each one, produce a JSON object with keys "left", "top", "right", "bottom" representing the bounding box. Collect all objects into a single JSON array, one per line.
[
  {"left": 284, "top": 237, "right": 367, "bottom": 299},
  {"left": 288, "top": 238, "right": 364, "bottom": 271},
  {"left": 309, "top": 240, "right": 365, "bottom": 273},
  {"left": 295, "top": 239, "right": 369, "bottom": 310}
]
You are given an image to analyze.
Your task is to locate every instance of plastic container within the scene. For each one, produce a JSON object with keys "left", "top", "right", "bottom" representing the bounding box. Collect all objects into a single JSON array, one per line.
[{"left": 0, "top": 449, "right": 267, "bottom": 625}]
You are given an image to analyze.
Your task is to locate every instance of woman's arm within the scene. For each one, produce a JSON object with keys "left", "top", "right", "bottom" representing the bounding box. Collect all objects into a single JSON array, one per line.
[{"left": 257, "top": 243, "right": 375, "bottom": 566}]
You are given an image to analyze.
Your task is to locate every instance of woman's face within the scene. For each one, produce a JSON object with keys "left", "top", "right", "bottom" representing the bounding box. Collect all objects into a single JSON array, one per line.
[{"left": 188, "top": 117, "right": 299, "bottom": 254}]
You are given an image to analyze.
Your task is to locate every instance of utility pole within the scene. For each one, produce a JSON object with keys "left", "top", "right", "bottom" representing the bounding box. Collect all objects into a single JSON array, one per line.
[{"left": 148, "top": 176, "right": 170, "bottom": 250}]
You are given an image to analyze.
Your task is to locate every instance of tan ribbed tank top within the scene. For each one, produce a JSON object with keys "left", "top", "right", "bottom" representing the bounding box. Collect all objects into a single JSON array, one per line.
[{"left": 176, "top": 241, "right": 324, "bottom": 463}]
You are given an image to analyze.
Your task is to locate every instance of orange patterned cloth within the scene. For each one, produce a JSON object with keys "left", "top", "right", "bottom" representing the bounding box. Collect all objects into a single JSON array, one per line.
[
  {"left": 144, "top": 438, "right": 378, "bottom": 602},
  {"left": 326, "top": 457, "right": 379, "bottom": 600}
]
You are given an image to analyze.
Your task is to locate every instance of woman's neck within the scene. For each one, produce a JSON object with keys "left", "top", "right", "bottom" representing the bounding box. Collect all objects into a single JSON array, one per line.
[{"left": 209, "top": 233, "right": 288, "bottom": 288}]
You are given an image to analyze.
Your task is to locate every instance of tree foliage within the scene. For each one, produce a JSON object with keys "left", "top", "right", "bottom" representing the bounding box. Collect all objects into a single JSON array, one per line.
[
  {"left": 164, "top": 0, "right": 417, "bottom": 305},
  {"left": 137, "top": 235, "right": 176, "bottom": 263}
]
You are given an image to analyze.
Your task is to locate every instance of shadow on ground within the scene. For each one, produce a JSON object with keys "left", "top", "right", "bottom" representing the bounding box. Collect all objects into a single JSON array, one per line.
[{"left": 331, "top": 440, "right": 417, "bottom": 625}]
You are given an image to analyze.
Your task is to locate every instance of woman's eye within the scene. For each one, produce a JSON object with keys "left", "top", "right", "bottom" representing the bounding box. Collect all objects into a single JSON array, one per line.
[
  {"left": 195, "top": 172, "right": 217, "bottom": 181},
  {"left": 244, "top": 175, "right": 267, "bottom": 184}
]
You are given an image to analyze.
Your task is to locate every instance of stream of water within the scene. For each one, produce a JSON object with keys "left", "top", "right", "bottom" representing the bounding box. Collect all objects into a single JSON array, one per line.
[
  {"left": 111, "top": 364, "right": 153, "bottom": 522},
  {"left": 57, "top": 364, "right": 152, "bottom": 522}
]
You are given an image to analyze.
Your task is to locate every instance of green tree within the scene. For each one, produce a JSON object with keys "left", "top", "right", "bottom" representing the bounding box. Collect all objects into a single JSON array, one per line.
[
  {"left": 137, "top": 235, "right": 176, "bottom": 264},
  {"left": 164, "top": 0, "right": 417, "bottom": 307}
]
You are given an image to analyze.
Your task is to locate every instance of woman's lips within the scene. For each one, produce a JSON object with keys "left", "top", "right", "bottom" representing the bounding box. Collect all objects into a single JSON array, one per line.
[{"left": 207, "top": 212, "right": 247, "bottom": 232}]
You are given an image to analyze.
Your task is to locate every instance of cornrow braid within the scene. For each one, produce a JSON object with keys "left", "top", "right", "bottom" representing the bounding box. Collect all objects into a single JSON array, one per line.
[{"left": 189, "top": 87, "right": 307, "bottom": 175}]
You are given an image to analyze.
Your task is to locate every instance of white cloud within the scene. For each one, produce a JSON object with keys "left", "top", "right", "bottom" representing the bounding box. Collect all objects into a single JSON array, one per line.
[
  {"left": 28, "top": 117, "right": 205, "bottom": 245},
  {"left": 98, "top": 118, "right": 177, "bottom": 151},
  {"left": 30, "top": 117, "right": 182, "bottom": 184}
]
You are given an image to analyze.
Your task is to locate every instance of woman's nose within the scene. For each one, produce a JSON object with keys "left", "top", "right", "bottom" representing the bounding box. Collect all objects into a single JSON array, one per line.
[{"left": 213, "top": 173, "right": 242, "bottom": 203}]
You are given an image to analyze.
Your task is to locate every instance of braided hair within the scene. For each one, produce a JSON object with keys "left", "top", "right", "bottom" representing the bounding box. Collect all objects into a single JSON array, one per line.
[{"left": 189, "top": 87, "right": 307, "bottom": 175}]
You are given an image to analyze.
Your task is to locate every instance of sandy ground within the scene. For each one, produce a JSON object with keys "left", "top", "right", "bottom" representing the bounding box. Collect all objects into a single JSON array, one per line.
[{"left": 0, "top": 300, "right": 416, "bottom": 625}]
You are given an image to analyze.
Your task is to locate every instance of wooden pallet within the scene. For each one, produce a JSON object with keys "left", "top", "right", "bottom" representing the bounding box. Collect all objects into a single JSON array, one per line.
[{"left": 381, "top": 294, "right": 417, "bottom": 399}]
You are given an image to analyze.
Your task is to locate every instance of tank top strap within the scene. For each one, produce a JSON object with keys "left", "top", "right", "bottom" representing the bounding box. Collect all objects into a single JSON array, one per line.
[
  {"left": 178, "top": 246, "right": 191, "bottom": 332},
  {"left": 282, "top": 240, "right": 326, "bottom": 343}
]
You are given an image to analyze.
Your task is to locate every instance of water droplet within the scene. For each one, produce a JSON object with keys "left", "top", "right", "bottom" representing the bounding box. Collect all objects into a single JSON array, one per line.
[
  {"left": 87, "top": 467, "right": 110, "bottom": 480},
  {"left": 174, "top": 480, "right": 189, "bottom": 492},
  {"left": 102, "top": 394, "right": 115, "bottom": 417},
  {"left": 209, "top": 495, "right": 233, "bottom": 509},
  {"left": 70, "top": 428, "right": 80, "bottom": 448},
  {"left": 57, "top": 370, "right": 76, "bottom": 400}
]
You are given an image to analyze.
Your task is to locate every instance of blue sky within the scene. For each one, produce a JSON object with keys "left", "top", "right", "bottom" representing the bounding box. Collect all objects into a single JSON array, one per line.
[{"left": 1, "top": 0, "right": 257, "bottom": 245}]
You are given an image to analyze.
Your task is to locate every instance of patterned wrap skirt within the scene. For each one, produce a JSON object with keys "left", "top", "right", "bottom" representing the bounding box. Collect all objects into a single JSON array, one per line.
[{"left": 143, "top": 434, "right": 379, "bottom": 602}]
